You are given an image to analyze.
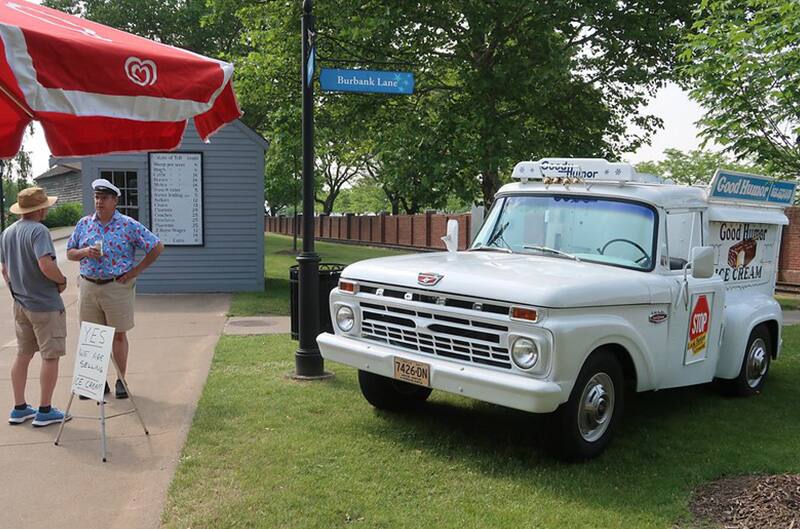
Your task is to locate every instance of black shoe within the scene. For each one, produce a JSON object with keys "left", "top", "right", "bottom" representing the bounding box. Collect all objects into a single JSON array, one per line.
[
  {"left": 79, "top": 381, "right": 110, "bottom": 400},
  {"left": 115, "top": 379, "right": 128, "bottom": 399}
]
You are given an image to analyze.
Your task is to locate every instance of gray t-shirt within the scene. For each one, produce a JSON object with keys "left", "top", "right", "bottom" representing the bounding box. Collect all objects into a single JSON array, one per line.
[{"left": 0, "top": 219, "right": 64, "bottom": 312}]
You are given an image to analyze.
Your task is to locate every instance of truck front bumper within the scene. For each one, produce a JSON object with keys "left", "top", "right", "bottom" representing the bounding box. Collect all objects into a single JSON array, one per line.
[{"left": 317, "top": 333, "right": 566, "bottom": 413}]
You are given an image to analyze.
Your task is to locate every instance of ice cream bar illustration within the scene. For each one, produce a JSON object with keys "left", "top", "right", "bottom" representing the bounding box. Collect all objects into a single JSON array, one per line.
[{"left": 727, "top": 239, "right": 756, "bottom": 267}]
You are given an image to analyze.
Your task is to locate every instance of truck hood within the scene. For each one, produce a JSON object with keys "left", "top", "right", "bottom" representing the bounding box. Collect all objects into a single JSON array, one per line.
[{"left": 342, "top": 251, "right": 668, "bottom": 308}]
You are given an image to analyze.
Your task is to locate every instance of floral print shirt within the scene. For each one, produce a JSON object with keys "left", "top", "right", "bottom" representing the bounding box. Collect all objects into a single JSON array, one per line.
[{"left": 67, "top": 211, "right": 160, "bottom": 279}]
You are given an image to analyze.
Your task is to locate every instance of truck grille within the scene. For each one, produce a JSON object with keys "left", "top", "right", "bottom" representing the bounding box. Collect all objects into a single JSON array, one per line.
[{"left": 359, "top": 301, "right": 512, "bottom": 369}]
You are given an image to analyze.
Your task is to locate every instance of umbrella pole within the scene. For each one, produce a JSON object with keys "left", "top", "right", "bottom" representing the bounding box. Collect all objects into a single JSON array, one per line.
[{"left": 0, "top": 160, "right": 5, "bottom": 232}]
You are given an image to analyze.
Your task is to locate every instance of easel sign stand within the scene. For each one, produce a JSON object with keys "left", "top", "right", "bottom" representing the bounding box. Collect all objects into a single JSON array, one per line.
[{"left": 54, "top": 322, "right": 149, "bottom": 462}]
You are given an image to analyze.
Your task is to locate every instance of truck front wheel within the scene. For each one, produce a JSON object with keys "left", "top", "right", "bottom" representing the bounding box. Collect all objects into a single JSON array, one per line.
[
  {"left": 549, "top": 351, "right": 624, "bottom": 461},
  {"left": 358, "top": 370, "right": 432, "bottom": 411},
  {"left": 721, "top": 325, "right": 772, "bottom": 397}
]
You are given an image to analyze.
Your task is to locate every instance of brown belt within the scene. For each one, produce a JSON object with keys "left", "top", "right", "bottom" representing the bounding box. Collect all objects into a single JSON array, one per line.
[{"left": 81, "top": 275, "right": 118, "bottom": 285}]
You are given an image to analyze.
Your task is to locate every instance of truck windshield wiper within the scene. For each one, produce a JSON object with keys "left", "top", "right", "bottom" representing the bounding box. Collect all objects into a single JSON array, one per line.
[
  {"left": 523, "top": 245, "right": 581, "bottom": 261},
  {"left": 469, "top": 246, "right": 512, "bottom": 254},
  {"left": 482, "top": 221, "right": 512, "bottom": 251}
]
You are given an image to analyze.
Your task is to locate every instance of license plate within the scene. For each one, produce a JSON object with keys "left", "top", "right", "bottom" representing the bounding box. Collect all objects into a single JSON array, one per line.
[{"left": 393, "top": 357, "right": 430, "bottom": 387}]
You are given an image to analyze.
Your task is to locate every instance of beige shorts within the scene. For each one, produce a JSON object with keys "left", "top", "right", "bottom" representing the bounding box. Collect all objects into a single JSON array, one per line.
[
  {"left": 79, "top": 277, "right": 136, "bottom": 332},
  {"left": 14, "top": 302, "right": 67, "bottom": 359}
]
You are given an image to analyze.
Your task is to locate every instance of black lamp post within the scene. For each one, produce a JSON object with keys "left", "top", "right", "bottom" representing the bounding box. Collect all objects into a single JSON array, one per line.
[{"left": 293, "top": 0, "right": 330, "bottom": 379}]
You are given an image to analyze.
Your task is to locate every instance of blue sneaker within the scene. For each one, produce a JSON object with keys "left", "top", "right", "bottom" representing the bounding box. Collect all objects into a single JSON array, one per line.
[
  {"left": 8, "top": 405, "right": 37, "bottom": 424},
  {"left": 32, "top": 407, "right": 71, "bottom": 428}
]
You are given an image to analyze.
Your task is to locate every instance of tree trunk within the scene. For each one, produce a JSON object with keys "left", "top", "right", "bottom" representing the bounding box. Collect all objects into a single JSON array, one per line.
[{"left": 481, "top": 169, "right": 500, "bottom": 210}]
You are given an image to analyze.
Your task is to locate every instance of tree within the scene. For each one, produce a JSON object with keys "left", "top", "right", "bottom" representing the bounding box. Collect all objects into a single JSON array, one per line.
[
  {"left": 681, "top": 0, "right": 800, "bottom": 177},
  {"left": 48, "top": 0, "right": 696, "bottom": 213},
  {"left": 1, "top": 146, "right": 33, "bottom": 226},
  {"left": 634, "top": 148, "right": 769, "bottom": 185},
  {"left": 43, "top": 0, "right": 244, "bottom": 57},
  {"left": 331, "top": 178, "right": 389, "bottom": 214},
  {"left": 361, "top": 1, "right": 695, "bottom": 207}
]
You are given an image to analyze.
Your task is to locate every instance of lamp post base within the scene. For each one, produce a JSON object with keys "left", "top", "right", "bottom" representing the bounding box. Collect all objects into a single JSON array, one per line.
[{"left": 290, "top": 370, "right": 335, "bottom": 381}]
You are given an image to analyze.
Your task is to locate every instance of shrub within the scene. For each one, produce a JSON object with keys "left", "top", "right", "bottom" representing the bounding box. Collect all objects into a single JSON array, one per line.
[{"left": 42, "top": 202, "right": 84, "bottom": 228}]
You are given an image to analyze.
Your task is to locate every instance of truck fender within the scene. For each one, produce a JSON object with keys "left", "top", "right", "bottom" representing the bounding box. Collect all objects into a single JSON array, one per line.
[
  {"left": 549, "top": 315, "right": 656, "bottom": 395},
  {"left": 715, "top": 295, "right": 783, "bottom": 380}
]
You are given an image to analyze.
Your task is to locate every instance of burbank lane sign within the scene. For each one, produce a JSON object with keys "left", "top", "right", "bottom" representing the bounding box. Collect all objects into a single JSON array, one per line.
[{"left": 320, "top": 68, "right": 414, "bottom": 95}]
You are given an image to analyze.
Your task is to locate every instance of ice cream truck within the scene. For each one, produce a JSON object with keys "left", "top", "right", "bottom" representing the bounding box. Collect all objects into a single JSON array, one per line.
[{"left": 316, "top": 159, "right": 797, "bottom": 460}]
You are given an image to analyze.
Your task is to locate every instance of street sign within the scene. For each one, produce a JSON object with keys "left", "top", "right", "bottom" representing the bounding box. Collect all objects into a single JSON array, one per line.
[
  {"left": 320, "top": 68, "right": 414, "bottom": 95},
  {"left": 306, "top": 47, "right": 316, "bottom": 87}
]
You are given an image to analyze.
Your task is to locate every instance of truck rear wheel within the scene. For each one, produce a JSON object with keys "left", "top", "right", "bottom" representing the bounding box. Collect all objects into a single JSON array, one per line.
[
  {"left": 358, "top": 370, "right": 432, "bottom": 410},
  {"left": 721, "top": 325, "right": 772, "bottom": 397},
  {"left": 549, "top": 351, "right": 624, "bottom": 461}
]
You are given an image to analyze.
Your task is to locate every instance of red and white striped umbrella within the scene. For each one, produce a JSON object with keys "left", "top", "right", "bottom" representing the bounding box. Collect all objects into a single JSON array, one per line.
[{"left": 0, "top": 1, "right": 241, "bottom": 158}]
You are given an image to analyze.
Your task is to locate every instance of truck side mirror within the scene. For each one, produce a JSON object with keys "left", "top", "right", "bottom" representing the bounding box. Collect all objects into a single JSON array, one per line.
[
  {"left": 690, "top": 246, "right": 715, "bottom": 279},
  {"left": 442, "top": 219, "right": 459, "bottom": 253}
]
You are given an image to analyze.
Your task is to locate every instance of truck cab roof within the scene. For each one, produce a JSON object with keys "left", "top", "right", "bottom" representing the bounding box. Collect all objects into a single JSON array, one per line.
[{"left": 499, "top": 158, "right": 793, "bottom": 225}]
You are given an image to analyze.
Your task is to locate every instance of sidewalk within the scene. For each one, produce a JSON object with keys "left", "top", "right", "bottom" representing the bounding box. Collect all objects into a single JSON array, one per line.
[{"left": 0, "top": 237, "right": 231, "bottom": 529}]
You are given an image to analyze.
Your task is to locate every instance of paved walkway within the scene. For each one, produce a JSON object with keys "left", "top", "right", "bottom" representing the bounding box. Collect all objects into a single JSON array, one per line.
[
  {"left": 0, "top": 237, "right": 230, "bottom": 529},
  {"left": 783, "top": 310, "right": 800, "bottom": 326}
]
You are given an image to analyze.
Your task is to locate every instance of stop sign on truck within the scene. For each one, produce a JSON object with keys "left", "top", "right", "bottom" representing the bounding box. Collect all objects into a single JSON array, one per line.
[{"left": 686, "top": 294, "right": 712, "bottom": 363}]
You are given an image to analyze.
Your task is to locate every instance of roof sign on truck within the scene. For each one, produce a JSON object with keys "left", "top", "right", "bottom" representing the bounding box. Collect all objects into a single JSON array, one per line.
[
  {"left": 709, "top": 170, "right": 797, "bottom": 207},
  {"left": 512, "top": 159, "right": 636, "bottom": 182}
]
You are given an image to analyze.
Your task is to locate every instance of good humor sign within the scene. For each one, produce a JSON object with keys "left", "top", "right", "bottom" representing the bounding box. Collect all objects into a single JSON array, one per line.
[
  {"left": 71, "top": 322, "right": 115, "bottom": 401},
  {"left": 709, "top": 170, "right": 797, "bottom": 206}
]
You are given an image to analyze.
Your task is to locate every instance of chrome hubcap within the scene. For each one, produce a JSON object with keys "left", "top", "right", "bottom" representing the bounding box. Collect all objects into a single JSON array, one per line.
[
  {"left": 746, "top": 338, "right": 768, "bottom": 388},
  {"left": 578, "top": 373, "right": 615, "bottom": 442}
]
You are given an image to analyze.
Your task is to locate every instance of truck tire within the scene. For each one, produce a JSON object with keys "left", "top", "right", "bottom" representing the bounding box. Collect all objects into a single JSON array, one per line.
[
  {"left": 549, "top": 351, "right": 624, "bottom": 461},
  {"left": 358, "top": 370, "right": 432, "bottom": 410},
  {"left": 721, "top": 325, "right": 772, "bottom": 397}
]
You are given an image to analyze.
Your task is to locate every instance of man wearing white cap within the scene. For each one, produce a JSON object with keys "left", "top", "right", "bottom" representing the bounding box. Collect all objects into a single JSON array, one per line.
[
  {"left": 1, "top": 187, "right": 71, "bottom": 426},
  {"left": 66, "top": 178, "right": 163, "bottom": 399}
]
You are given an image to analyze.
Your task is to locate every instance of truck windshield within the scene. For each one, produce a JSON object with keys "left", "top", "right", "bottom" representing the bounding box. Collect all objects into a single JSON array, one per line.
[{"left": 472, "top": 195, "right": 658, "bottom": 271}]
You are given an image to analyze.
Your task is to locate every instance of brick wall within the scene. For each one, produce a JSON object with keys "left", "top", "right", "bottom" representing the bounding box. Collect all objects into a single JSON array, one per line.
[
  {"left": 779, "top": 207, "right": 800, "bottom": 285},
  {"left": 269, "top": 207, "right": 800, "bottom": 285},
  {"left": 265, "top": 212, "right": 472, "bottom": 251}
]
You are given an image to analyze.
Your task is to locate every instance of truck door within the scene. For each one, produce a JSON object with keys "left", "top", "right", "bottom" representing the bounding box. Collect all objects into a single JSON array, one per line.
[{"left": 660, "top": 209, "right": 726, "bottom": 389}]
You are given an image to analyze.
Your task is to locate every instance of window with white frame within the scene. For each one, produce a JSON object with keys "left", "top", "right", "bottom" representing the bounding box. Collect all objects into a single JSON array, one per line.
[{"left": 100, "top": 170, "right": 139, "bottom": 220}]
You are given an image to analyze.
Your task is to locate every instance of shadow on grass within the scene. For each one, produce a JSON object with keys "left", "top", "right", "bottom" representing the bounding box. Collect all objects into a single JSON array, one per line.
[{"left": 352, "top": 368, "right": 800, "bottom": 522}]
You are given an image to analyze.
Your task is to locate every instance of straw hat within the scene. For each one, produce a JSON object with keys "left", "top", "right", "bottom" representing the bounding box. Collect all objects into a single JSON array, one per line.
[{"left": 10, "top": 187, "right": 58, "bottom": 215}]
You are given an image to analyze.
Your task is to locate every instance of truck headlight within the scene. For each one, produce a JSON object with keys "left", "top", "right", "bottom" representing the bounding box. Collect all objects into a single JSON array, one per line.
[
  {"left": 335, "top": 305, "right": 355, "bottom": 333},
  {"left": 511, "top": 337, "right": 539, "bottom": 370}
]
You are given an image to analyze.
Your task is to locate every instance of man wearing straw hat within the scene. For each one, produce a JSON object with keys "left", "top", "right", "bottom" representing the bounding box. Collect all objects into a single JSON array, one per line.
[{"left": 0, "top": 187, "right": 70, "bottom": 427}]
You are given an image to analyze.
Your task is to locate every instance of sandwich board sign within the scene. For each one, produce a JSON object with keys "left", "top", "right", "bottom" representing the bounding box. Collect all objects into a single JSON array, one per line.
[
  {"left": 57, "top": 321, "right": 149, "bottom": 462},
  {"left": 71, "top": 322, "right": 114, "bottom": 401}
]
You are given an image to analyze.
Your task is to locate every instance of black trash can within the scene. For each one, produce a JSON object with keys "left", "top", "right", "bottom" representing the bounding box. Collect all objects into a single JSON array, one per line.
[{"left": 290, "top": 263, "right": 346, "bottom": 340}]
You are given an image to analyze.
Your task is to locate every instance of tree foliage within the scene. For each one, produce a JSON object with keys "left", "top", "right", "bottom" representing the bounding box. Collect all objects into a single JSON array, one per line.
[
  {"left": 42, "top": 0, "right": 696, "bottom": 213},
  {"left": 681, "top": 0, "right": 800, "bottom": 177},
  {"left": 635, "top": 148, "right": 768, "bottom": 185},
  {"left": 43, "top": 0, "right": 243, "bottom": 57}
]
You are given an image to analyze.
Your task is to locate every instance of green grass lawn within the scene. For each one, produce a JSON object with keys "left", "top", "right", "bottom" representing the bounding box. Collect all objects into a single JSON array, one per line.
[
  {"left": 162, "top": 328, "right": 800, "bottom": 529},
  {"left": 228, "top": 234, "right": 407, "bottom": 317}
]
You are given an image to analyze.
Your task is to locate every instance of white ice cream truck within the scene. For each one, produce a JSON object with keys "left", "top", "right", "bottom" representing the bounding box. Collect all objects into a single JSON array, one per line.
[{"left": 317, "top": 159, "right": 797, "bottom": 459}]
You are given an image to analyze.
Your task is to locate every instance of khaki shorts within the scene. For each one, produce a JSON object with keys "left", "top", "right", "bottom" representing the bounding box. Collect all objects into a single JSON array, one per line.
[
  {"left": 79, "top": 277, "right": 136, "bottom": 332},
  {"left": 14, "top": 302, "right": 67, "bottom": 359}
]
